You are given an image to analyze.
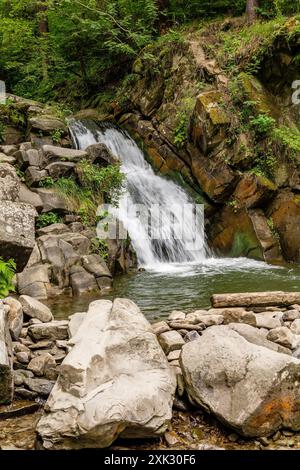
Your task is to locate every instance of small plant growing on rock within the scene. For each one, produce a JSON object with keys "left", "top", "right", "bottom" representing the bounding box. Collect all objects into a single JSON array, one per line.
[
  {"left": 0, "top": 257, "right": 16, "bottom": 298},
  {"left": 51, "top": 129, "right": 63, "bottom": 144},
  {"left": 174, "top": 111, "right": 189, "bottom": 148},
  {"left": 250, "top": 114, "right": 275, "bottom": 136},
  {"left": 91, "top": 237, "right": 109, "bottom": 261},
  {"left": 36, "top": 212, "right": 62, "bottom": 228}
]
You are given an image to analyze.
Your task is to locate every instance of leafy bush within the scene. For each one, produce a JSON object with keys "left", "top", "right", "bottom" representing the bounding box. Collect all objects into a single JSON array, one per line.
[
  {"left": 0, "top": 257, "right": 16, "bottom": 298},
  {"left": 36, "top": 212, "right": 62, "bottom": 228},
  {"left": 250, "top": 114, "right": 276, "bottom": 136},
  {"left": 91, "top": 238, "right": 109, "bottom": 261}
]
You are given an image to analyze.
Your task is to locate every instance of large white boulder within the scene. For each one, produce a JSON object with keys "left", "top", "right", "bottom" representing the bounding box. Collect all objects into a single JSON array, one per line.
[
  {"left": 181, "top": 325, "right": 300, "bottom": 437},
  {"left": 37, "top": 298, "right": 176, "bottom": 449}
]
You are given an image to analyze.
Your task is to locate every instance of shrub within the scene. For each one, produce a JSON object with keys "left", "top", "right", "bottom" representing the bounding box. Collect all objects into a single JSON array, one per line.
[
  {"left": 0, "top": 257, "right": 16, "bottom": 298},
  {"left": 36, "top": 212, "right": 62, "bottom": 228},
  {"left": 250, "top": 114, "right": 276, "bottom": 136}
]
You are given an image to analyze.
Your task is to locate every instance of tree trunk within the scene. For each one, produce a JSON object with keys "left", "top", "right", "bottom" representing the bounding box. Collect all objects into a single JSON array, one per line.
[{"left": 246, "top": 0, "right": 258, "bottom": 23}]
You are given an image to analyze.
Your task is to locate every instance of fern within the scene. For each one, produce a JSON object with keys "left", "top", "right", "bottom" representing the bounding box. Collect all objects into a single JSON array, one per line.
[{"left": 0, "top": 257, "right": 16, "bottom": 299}]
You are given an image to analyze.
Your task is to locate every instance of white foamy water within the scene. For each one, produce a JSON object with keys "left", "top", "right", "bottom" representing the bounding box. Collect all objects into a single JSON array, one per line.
[{"left": 69, "top": 120, "right": 279, "bottom": 275}]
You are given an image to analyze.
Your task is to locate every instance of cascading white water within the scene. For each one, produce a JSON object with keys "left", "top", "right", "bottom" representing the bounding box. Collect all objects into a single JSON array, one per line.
[{"left": 69, "top": 120, "right": 206, "bottom": 269}]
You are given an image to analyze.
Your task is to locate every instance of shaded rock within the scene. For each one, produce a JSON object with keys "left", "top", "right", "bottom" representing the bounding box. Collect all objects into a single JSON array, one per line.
[
  {"left": 267, "top": 190, "right": 300, "bottom": 262},
  {"left": 208, "top": 206, "right": 283, "bottom": 264},
  {"left": 17, "top": 265, "right": 51, "bottom": 300},
  {"left": 24, "top": 377, "right": 55, "bottom": 397},
  {"left": 0, "top": 201, "right": 37, "bottom": 271},
  {"left": 37, "top": 298, "right": 176, "bottom": 449},
  {"left": 45, "top": 161, "right": 75, "bottom": 179},
  {"left": 181, "top": 325, "right": 300, "bottom": 437},
  {"left": 15, "top": 388, "right": 37, "bottom": 400},
  {"left": 60, "top": 233, "right": 90, "bottom": 256},
  {"left": 159, "top": 330, "right": 185, "bottom": 354},
  {"left": 86, "top": 143, "right": 119, "bottom": 166},
  {"left": 4, "top": 297, "right": 23, "bottom": 340},
  {"left": 70, "top": 266, "right": 98, "bottom": 296},
  {"left": 233, "top": 173, "right": 277, "bottom": 209},
  {"left": 19, "top": 295, "right": 53, "bottom": 323},
  {"left": 25, "top": 167, "right": 48, "bottom": 186},
  {"left": 184, "top": 331, "right": 201, "bottom": 342},
  {"left": 28, "top": 321, "right": 69, "bottom": 341},
  {"left": 0, "top": 145, "right": 18, "bottom": 156}
]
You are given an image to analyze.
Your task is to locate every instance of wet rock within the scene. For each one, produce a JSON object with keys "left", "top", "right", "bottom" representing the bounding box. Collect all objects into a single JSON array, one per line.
[
  {"left": 0, "top": 201, "right": 37, "bottom": 271},
  {"left": 15, "top": 388, "right": 38, "bottom": 400},
  {"left": 4, "top": 297, "right": 23, "bottom": 340},
  {"left": 158, "top": 331, "right": 185, "bottom": 354},
  {"left": 86, "top": 143, "right": 119, "bottom": 166},
  {"left": 267, "top": 327, "right": 298, "bottom": 349},
  {"left": 28, "top": 321, "right": 69, "bottom": 341},
  {"left": 181, "top": 325, "right": 300, "bottom": 437},
  {"left": 37, "top": 298, "right": 176, "bottom": 449}
]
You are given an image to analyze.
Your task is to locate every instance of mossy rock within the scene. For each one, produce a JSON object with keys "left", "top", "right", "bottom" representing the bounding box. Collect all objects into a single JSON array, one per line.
[{"left": 237, "top": 73, "right": 280, "bottom": 120}]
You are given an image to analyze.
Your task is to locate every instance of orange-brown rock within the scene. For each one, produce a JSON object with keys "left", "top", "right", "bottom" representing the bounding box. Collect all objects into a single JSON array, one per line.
[
  {"left": 208, "top": 206, "right": 283, "bottom": 263},
  {"left": 267, "top": 190, "right": 300, "bottom": 262},
  {"left": 233, "top": 173, "right": 277, "bottom": 209}
]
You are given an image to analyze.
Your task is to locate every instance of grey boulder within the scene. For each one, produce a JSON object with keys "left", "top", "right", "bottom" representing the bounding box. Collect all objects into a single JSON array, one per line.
[
  {"left": 37, "top": 298, "right": 176, "bottom": 449},
  {"left": 181, "top": 325, "right": 300, "bottom": 437}
]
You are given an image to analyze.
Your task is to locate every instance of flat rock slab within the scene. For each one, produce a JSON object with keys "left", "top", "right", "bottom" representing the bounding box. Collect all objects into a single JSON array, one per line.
[
  {"left": 37, "top": 298, "right": 176, "bottom": 449},
  {"left": 181, "top": 325, "right": 300, "bottom": 437},
  {"left": 212, "top": 292, "right": 300, "bottom": 308},
  {"left": 0, "top": 401, "right": 40, "bottom": 420},
  {"left": 28, "top": 321, "right": 69, "bottom": 341}
]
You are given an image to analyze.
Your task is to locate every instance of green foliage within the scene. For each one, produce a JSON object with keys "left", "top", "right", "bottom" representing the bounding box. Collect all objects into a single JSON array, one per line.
[
  {"left": 91, "top": 237, "right": 109, "bottom": 261},
  {"left": 39, "top": 176, "right": 55, "bottom": 188},
  {"left": 273, "top": 126, "right": 300, "bottom": 154},
  {"left": 174, "top": 111, "right": 189, "bottom": 148},
  {"left": 165, "top": 0, "right": 246, "bottom": 22},
  {"left": 51, "top": 128, "right": 63, "bottom": 144},
  {"left": 36, "top": 211, "right": 62, "bottom": 228},
  {"left": 0, "top": 121, "right": 5, "bottom": 143},
  {"left": 250, "top": 114, "right": 276, "bottom": 136},
  {"left": 54, "top": 163, "right": 125, "bottom": 226},
  {"left": 0, "top": 0, "right": 159, "bottom": 103},
  {"left": 0, "top": 257, "right": 16, "bottom": 299},
  {"left": 250, "top": 151, "right": 277, "bottom": 178}
]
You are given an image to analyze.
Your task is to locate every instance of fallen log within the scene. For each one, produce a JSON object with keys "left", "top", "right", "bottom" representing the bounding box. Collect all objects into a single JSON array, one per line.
[{"left": 211, "top": 291, "right": 300, "bottom": 308}]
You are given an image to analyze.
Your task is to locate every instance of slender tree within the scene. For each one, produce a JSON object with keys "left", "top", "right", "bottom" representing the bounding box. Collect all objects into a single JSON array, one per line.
[{"left": 246, "top": 0, "right": 258, "bottom": 23}]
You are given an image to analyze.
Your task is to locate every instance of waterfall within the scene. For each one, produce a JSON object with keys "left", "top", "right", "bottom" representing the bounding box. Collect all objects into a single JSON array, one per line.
[{"left": 69, "top": 120, "right": 206, "bottom": 269}]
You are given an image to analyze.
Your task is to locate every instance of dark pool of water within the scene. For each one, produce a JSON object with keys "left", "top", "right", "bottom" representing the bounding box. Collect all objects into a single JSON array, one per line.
[{"left": 48, "top": 257, "right": 300, "bottom": 322}]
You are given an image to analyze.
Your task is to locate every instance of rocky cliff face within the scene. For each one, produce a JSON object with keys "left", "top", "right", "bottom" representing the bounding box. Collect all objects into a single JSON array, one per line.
[{"left": 98, "top": 17, "right": 300, "bottom": 265}]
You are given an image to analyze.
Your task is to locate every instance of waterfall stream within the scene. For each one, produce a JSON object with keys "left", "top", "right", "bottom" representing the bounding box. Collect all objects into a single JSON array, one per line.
[{"left": 70, "top": 120, "right": 206, "bottom": 270}]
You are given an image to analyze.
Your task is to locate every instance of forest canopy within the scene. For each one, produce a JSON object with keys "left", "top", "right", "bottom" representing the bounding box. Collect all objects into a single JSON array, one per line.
[{"left": 0, "top": 0, "right": 300, "bottom": 104}]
